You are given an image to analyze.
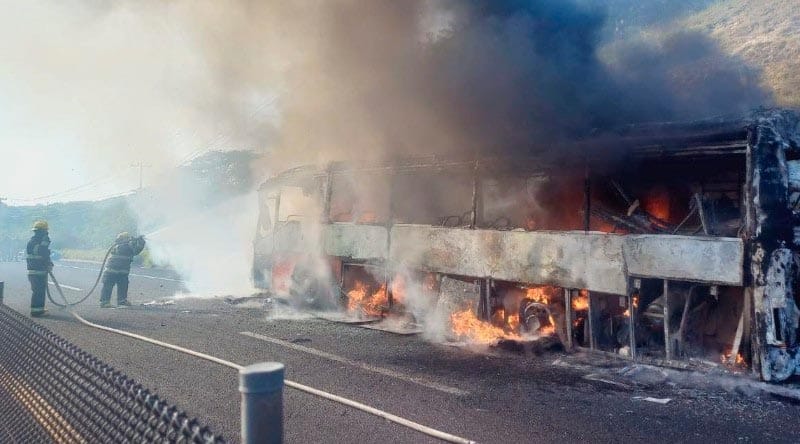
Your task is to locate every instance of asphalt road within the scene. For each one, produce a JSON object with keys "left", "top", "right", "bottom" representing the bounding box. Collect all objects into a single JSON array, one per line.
[{"left": 1, "top": 260, "right": 800, "bottom": 443}]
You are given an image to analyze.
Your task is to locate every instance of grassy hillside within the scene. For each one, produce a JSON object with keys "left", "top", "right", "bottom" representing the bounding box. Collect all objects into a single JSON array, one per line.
[
  {"left": 0, "top": 197, "right": 139, "bottom": 260},
  {"left": 682, "top": 0, "right": 800, "bottom": 107}
]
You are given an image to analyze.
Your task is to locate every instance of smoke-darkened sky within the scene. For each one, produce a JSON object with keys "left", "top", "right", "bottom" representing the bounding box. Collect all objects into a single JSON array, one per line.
[{"left": 0, "top": 0, "right": 770, "bottom": 204}]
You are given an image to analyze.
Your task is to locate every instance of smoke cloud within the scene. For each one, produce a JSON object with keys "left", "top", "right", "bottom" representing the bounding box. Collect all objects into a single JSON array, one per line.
[
  {"left": 180, "top": 0, "right": 770, "bottom": 165},
  {"left": 1, "top": 0, "right": 772, "bottom": 178},
  {"left": 1, "top": 0, "right": 772, "bottom": 296}
]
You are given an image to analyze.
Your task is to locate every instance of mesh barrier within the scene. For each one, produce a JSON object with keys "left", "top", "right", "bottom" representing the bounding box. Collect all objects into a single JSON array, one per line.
[{"left": 0, "top": 304, "right": 226, "bottom": 443}]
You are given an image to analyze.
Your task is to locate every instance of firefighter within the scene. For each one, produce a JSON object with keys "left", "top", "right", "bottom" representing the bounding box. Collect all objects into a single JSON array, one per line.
[
  {"left": 26, "top": 220, "right": 53, "bottom": 317},
  {"left": 100, "top": 232, "right": 146, "bottom": 308}
]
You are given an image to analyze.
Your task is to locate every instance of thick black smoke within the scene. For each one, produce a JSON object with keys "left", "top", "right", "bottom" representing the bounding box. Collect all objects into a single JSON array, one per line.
[
  {"left": 170, "top": 0, "right": 770, "bottom": 167},
  {"left": 414, "top": 0, "right": 770, "bottom": 158},
  {"left": 425, "top": 0, "right": 616, "bottom": 155}
]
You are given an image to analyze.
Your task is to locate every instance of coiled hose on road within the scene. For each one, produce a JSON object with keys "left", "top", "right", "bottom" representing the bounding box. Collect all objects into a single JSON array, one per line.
[{"left": 45, "top": 253, "right": 476, "bottom": 444}]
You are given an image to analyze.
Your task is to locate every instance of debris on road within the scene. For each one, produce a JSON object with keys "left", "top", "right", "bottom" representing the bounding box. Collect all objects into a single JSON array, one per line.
[
  {"left": 357, "top": 317, "right": 423, "bottom": 335},
  {"left": 556, "top": 354, "right": 800, "bottom": 405},
  {"left": 224, "top": 294, "right": 269, "bottom": 305},
  {"left": 141, "top": 299, "right": 175, "bottom": 307},
  {"left": 633, "top": 396, "right": 672, "bottom": 405},
  {"left": 583, "top": 373, "right": 634, "bottom": 389}
]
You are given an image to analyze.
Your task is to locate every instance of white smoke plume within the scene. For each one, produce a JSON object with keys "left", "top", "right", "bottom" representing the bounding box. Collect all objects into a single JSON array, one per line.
[{"left": 139, "top": 193, "right": 258, "bottom": 296}]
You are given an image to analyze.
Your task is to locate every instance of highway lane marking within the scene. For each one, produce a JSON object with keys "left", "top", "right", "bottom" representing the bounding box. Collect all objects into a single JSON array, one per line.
[
  {"left": 240, "top": 331, "right": 469, "bottom": 396},
  {"left": 48, "top": 282, "right": 83, "bottom": 291},
  {"left": 67, "top": 313, "right": 476, "bottom": 443},
  {"left": 55, "top": 264, "right": 183, "bottom": 283},
  {"left": 128, "top": 273, "right": 183, "bottom": 283}
]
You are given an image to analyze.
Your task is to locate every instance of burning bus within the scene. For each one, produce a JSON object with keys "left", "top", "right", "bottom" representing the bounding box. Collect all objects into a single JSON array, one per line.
[{"left": 253, "top": 110, "right": 800, "bottom": 382}]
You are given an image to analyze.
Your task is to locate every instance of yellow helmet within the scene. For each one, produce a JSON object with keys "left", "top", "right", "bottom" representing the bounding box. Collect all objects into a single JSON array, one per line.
[
  {"left": 32, "top": 220, "right": 49, "bottom": 231},
  {"left": 116, "top": 232, "right": 131, "bottom": 242}
]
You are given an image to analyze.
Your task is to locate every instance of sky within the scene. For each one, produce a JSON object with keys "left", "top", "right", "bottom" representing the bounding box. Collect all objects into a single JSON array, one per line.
[{"left": 0, "top": 1, "right": 272, "bottom": 206}]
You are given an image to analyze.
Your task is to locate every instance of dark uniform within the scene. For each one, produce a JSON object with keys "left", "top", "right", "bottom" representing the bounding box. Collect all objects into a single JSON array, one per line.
[
  {"left": 26, "top": 224, "right": 53, "bottom": 316},
  {"left": 100, "top": 234, "right": 146, "bottom": 306}
]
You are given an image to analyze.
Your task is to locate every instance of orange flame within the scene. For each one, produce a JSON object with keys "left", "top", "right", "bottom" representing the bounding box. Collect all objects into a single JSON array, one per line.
[
  {"left": 451, "top": 297, "right": 557, "bottom": 344},
  {"left": 346, "top": 280, "right": 388, "bottom": 317},
  {"left": 450, "top": 304, "right": 519, "bottom": 344},
  {"left": 346, "top": 281, "right": 367, "bottom": 312},
  {"left": 525, "top": 287, "right": 557, "bottom": 335},
  {"left": 390, "top": 274, "right": 406, "bottom": 305},
  {"left": 507, "top": 314, "right": 520, "bottom": 331},
  {"left": 642, "top": 188, "right": 671, "bottom": 222},
  {"left": 539, "top": 323, "right": 556, "bottom": 336},
  {"left": 572, "top": 292, "right": 589, "bottom": 311},
  {"left": 721, "top": 350, "right": 745, "bottom": 367},
  {"left": 525, "top": 287, "right": 551, "bottom": 303},
  {"left": 620, "top": 294, "right": 639, "bottom": 317},
  {"left": 594, "top": 220, "right": 619, "bottom": 233},
  {"left": 491, "top": 308, "right": 521, "bottom": 332},
  {"left": 272, "top": 257, "right": 297, "bottom": 295}
]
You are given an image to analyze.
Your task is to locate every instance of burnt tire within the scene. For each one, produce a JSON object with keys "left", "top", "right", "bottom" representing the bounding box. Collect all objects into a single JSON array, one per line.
[{"left": 519, "top": 298, "right": 550, "bottom": 333}]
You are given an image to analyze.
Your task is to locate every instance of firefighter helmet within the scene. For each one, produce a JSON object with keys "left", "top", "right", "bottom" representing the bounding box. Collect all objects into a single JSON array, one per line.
[
  {"left": 32, "top": 220, "right": 49, "bottom": 231},
  {"left": 116, "top": 232, "right": 131, "bottom": 242}
]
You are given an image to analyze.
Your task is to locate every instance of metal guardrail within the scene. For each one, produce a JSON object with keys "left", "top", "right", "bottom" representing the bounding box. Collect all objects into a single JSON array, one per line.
[{"left": 0, "top": 303, "right": 226, "bottom": 443}]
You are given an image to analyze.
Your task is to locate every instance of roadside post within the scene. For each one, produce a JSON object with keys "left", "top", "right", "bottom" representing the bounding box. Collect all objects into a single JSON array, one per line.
[
  {"left": 240, "top": 362, "right": 285, "bottom": 444},
  {"left": 0, "top": 281, "right": 4, "bottom": 304}
]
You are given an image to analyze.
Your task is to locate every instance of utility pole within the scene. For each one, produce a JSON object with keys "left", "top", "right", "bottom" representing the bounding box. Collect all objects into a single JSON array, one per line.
[{"left": 131, "top": 162, "right": 152, "bottom": 190}]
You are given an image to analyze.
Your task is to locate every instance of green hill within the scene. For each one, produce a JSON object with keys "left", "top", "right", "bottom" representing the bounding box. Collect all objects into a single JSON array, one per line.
[
  {"left": 680, "top": 0, "right": 800, "bottom": 107},
  {"left": 595, "top": 0, "right": 799, "bottom": 108}
]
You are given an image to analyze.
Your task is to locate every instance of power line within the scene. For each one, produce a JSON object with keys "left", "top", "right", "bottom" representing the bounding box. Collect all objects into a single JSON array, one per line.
[
  {"left": 6, "top": 95, "right": 275, "bottom": 205},
  {"left": 175, "top": 94, "right": 277, "bottom": 167},
  {"left": 4, "top": 166, "right": 131, "bottom": 203},
  {"left": 137, "top": 96, "right": 275, "bottom": 193},
  {"left": 5, "top": 186, "right": 136, "bottom": 208}
]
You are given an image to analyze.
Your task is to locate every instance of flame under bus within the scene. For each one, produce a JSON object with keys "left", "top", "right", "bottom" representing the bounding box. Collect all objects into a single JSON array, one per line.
[{"left": 253, "top": 110, "right": 800, "bottom": 382}]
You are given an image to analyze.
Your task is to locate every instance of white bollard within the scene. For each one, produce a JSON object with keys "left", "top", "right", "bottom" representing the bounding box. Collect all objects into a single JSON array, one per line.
[{"left": 239, "top": 362, "right": 285, "bottom": 444}]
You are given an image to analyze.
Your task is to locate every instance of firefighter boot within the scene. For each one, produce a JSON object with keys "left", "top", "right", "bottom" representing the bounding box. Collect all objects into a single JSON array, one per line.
[{"left": 30, "top": 307, "right": 48, "bottom": 317}]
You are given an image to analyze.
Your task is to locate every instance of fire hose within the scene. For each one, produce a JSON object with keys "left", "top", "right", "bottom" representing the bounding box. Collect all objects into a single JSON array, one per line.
[
  {"left": 45, "top": 244, "right": 114, "bottom": 308},
  {"left": 45, "top": 258, "right": 476, "bottom": 444}
]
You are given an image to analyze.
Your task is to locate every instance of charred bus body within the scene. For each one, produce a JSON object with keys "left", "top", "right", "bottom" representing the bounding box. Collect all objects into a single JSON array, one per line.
[{"left": 253, "top": 110, "right": 800, "bottom": 382}]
